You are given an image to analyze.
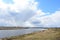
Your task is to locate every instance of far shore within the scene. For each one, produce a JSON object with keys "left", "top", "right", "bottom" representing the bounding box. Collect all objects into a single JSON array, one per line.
[{"left": 0, "top": 27, "right": 59, "bottom": 30}]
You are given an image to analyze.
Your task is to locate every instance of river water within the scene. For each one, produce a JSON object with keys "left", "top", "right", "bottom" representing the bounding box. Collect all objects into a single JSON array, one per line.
[{"left": 0, "top": 29, "right": 46, "bottom": 38}]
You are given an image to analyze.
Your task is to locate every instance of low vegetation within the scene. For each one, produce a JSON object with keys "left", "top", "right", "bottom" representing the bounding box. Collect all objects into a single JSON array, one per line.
[{"left": 1, "top": 28, "right": 60, "bottom": 40}]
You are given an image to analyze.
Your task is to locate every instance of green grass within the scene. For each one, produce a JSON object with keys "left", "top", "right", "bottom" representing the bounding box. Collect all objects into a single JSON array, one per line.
[{"left": 1, "top": 28, "right": 60, "bottom": 40}]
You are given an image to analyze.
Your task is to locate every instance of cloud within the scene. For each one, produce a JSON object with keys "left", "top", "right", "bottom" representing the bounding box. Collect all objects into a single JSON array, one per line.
[
  {"left": 41, "top": 10, "right": 60, "bottom": 27},
  {"left": 0, "top": 0, "right": 38, "bottom": 26},
  {"left": 24, "top": 10, "right": 60, "bottom": 27},
  {"left": 0, "top": 19, "right": 17, "bottom": 26},
  {"left": 23, "top": 21, "right": 34, "bottom": 27},
  {"left": 1, "top": 0, "right": 60, "bottom": 27}
]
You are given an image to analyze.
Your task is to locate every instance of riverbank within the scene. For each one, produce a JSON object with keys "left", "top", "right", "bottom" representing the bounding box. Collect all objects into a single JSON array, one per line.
[
  {"left": 0, "top": 29, "right": 44, "bottom": 38},
  {"left": 1, "top": 28, "right": 60, "bottom": 40}
]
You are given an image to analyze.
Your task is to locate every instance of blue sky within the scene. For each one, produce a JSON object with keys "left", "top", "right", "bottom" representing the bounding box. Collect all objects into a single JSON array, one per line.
[
  {"left": 0, "top": 0, "right": 60, "bottom": 27},
  {"left": 3, "top": 0, "right": 14, "bottom": 4},
  {"left": 36, "top": 0, "right": 60, "bottom": 13}
]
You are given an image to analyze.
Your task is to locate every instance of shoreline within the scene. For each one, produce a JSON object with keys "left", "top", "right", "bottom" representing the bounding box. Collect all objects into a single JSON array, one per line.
[
  {"left": 0, "top": 29, "right": 46, "bottom": 40},
  {"left": 0, "top": 28, "right": 60, "bottom": 40},
  {"left": 0, "top": 29, "right": 46, "bottom": 38}
]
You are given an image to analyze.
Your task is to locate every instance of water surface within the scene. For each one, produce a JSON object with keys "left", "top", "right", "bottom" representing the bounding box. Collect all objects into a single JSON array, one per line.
[{"left": 0, "top": 29, "right": 45, "bottom": 38}]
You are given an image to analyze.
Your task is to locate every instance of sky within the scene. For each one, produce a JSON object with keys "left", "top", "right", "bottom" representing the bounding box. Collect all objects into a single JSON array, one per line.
[
  {"left": 36, "top": 0, "right": 60, "bottom": 13},
  {"left": 0, "top": 0, "right": 60, "bottom": 27}
]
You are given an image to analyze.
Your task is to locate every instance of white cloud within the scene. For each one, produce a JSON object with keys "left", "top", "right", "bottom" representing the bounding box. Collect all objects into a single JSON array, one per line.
[
  {"left": 0, "top": 19, "right": 17, "bottom": 26},
  {"left": 1, "top": 0, "right": 60, "bottom": 27},
  {"left": 23, "top": 21, "right": 34, "bottom": 27},
  {"left": 1, "top": 0, "right": 38, "bottom": 12},
  {"left": 24, "top": 10, "right": 60, "bottom": 27},
  {"left": 0, "top": 0, "right": 38, "bottom": 26},
  {"left": 37, "top": 10, "right": 60, "bottom": 27}
]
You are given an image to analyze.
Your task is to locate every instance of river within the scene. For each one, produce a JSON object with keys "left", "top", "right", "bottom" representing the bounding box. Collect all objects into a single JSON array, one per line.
[{"left": 0, "top": 29, "right": 46, "bottom": 38}]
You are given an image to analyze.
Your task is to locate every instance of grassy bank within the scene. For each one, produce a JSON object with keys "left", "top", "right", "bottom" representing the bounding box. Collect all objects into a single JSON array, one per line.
[{"left": 1, "top": 28, "right": 60, "bottom": 40}]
